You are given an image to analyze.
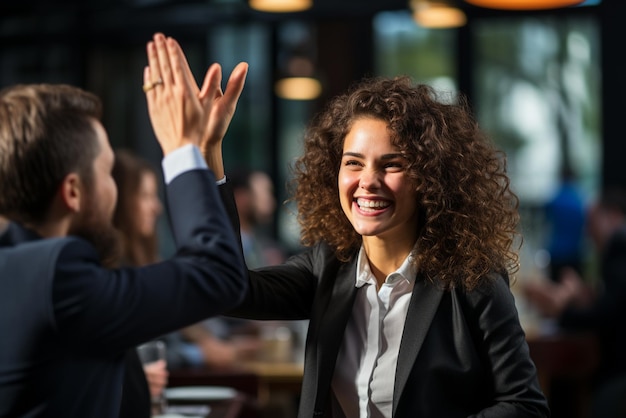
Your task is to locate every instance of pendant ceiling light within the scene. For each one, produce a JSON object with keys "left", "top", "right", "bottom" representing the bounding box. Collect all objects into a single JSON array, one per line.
[
  {"left": 275, "top": 77, "right": 322, "bottom": 100},
  {"left": 463, "top": 0, "right": 585, "bottom": 10},
  {"left": 411, "top": 0, "right": 467, "bottom": 29},
  {"left": 249, "top": 0, "right": 312, "bottom": 12},
  {"left": 275, "top": 56, "right": 322, "bottom": 100},
  {"left": 274, "top": 24, "right": 322, "bottom": 101}
]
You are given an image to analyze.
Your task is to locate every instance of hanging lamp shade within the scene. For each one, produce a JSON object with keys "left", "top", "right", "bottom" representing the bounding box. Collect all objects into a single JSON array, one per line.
[
  {"left": 249, "top": 0, "right": 312, "bottom": 12},
  {"left": 411, "top": 0, "right": 467, "bottom": 28},
  {"left": 275, "top": 77, "right": 322, "bottom": 100},
  {"left": 275, "top": 54, "right": 322, "bottom": 100},
  {"left": 463, "top": 0, "right": 585, "bottom": 10}
]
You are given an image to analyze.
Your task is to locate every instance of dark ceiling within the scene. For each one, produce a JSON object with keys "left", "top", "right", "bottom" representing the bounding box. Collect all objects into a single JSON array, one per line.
[
  {"left": 0, "top": 0, "right": 423, "bottom": 43},
  {"left": 0, "top": 0, "right": 597, "bottom": 44},
  {"left": 2, "top": 0, "right": 413, "bottom": 18},
  {"left": 0, "top": 0, "right": 417, "bottom": 25}
]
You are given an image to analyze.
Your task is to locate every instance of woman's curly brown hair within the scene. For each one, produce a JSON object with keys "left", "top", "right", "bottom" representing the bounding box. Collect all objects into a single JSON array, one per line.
[{"left": 291, "top": 76, "right": 520, "bottom": 291}]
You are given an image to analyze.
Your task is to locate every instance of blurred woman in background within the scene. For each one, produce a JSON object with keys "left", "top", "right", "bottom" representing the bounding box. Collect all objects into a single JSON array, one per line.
[
  {"left": 112, "top": 149, "right": 168, "bottom": 417},
  {"left": 113, "top": 149, "right": 163, "bottom": 267}
]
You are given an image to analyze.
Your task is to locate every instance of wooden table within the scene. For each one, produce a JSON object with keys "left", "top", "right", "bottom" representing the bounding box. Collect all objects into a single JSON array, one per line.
[
  {"left": 239, "top": 361, "right": 303, "bottom": 406},
  {"left": 168, "top": 361, "right": 304, "bottom": 418},
  {"left": 167, "top": 394, "right": 245, "bottom": 418}
]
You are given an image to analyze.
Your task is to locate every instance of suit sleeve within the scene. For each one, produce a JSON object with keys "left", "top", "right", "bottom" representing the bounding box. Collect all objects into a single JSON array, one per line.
[
  {"left": 52, "top": 168, "right": 247, "bottom": 352},
  {"left": 464, "top": 276, "right": 550, "bottom": 418},
  {"left": 218, "top": 180, "right": 319, "bottom": 320}
]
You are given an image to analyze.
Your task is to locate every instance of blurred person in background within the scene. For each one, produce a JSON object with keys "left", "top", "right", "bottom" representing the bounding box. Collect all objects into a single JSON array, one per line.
[
  {"left": 112, "top": 149, "right": 168, "bottom": 417},
  {"left": 113, "top": 149, "right": 163, "bottom": 267},
  {"left": 231, "top": 166, "right": 286, "bottom": 268},
  {"left": 543, "top": 166, "right": 587, "bottom": 282},
  {"left": 525, "top": 187, "right": 626, "bottom": 418}
]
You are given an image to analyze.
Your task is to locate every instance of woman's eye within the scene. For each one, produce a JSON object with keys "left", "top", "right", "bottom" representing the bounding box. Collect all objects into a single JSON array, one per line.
[{"left": 344, "top": 160, "right": 361, "bottom": 166}]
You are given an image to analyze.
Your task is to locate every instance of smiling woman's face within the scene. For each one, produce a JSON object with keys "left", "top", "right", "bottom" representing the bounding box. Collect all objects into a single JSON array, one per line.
[{"left": 338, "top": 117, "right": 419, "bottom": 243}]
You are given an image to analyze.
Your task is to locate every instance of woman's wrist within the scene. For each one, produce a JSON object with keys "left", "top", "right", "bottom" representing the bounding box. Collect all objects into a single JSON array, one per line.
[{"left": 202, "top": 143, "right": 225, "bottom": 179}]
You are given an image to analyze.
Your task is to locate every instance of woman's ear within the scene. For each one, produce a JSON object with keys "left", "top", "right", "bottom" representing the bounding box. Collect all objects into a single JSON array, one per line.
[{"left": 59, "top": 173, "right": 83, "bottom": 213}]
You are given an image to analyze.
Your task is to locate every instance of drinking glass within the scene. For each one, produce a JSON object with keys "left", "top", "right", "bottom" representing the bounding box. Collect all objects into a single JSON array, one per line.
[{"left": 136, "top": 340, "right": 168, "bottom": 415}]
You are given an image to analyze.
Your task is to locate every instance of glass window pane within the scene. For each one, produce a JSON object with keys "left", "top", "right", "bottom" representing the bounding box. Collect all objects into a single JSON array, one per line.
[
  {"left": 373, "top": 10, "right": 458, "bottom": 93},
  {"left": 209, "top": 23, "right": 273, "bottom": 171},
  {"left": 472, "top": 15, "right": 601, "bottom": 276},
  {"left": 474, "top": 16, "right": 601, "bottom": 200}
]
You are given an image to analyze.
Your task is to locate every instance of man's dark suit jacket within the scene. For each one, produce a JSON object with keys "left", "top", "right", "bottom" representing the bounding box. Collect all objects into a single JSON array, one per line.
[
  {"left": 0, "top": 168, "right": 246, "bottom": 418},
  {"left": 119, "top": 349, "right": 151, "bottom": 418},
  {"left": 219, "top": 182, "right": 549, "bottom": 418}
]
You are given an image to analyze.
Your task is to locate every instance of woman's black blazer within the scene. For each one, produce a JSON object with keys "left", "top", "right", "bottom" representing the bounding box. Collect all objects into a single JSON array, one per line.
[{"left": 220, "top": 182, "right": 549, "bottom": 418}]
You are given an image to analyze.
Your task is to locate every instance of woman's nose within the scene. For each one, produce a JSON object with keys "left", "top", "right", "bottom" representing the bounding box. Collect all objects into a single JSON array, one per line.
[{"left": 359, "top": 169, "right": 381, "bottom": 190}]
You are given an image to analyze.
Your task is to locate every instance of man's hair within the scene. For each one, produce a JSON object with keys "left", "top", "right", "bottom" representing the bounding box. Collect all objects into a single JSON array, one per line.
[{"left": 0, "top": 84, "right": 103, "bottom": 225}]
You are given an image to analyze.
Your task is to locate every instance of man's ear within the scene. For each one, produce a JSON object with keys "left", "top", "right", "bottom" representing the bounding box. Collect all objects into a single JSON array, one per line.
[{"left": 59, "top": 173, "right": 83, "bottom": 213}]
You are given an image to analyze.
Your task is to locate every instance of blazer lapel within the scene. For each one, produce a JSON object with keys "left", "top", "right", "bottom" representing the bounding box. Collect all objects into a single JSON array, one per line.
[
  {"left": 392, "top": 275, "right": 444, "bottom": 414},
  {"left": 313, "top": 260, "right": 358, "bottom": 412}
]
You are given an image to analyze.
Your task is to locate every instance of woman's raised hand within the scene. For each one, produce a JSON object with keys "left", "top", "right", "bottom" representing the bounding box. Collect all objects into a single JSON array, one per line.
[
  {"left": 195, "top": 55, "right": 248, "bottom": 178},
  {"left": 144, "top": 32, "right": 248, "bottom": 162}
]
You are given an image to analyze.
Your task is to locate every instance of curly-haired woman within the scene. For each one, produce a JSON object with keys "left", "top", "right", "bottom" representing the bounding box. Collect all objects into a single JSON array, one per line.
[{"left": 158, "top": 34, "right": 549, "bottom": 417}]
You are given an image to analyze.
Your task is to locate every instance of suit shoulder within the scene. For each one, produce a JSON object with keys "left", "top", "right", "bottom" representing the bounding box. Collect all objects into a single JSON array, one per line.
[
  {"left": 292, "top": 241, "right": 345, "bottom": 271},
  {"left": 11, "top": 237, "right": 100, "bottom": 275},
  {"left": 455, "top": 272, "right": 514, "bottom": 311},
  {"left": 6, "top": 236, "right": 84, "bottom": 257}
]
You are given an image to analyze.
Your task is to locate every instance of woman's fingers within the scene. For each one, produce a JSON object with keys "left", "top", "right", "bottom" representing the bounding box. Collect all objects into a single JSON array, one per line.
[
  {"left": 222, "top": 62, "right": 248, "bottom": 113},
  {"left": 198, "top": 62, "right": 248, "bottom": 106},
  {"left": 200, "top": 62, "right": 248, "bottom": 148},
  {"left": 199, "top": 63, "right": 223, "bottom": 102}
]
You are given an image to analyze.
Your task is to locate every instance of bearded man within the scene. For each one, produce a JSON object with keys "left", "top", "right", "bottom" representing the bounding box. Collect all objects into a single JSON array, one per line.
[{"left": 0, "top": 33, "right": 249, "bottom": 417}]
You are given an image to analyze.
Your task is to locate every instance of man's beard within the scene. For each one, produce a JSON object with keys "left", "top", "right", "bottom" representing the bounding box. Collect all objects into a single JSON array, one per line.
[{"left": 70, "top": 205, "right": 121, "bottom": 269}]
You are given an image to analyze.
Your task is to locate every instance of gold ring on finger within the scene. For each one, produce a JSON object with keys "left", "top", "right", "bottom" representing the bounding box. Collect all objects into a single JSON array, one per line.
[{"left": 142, "top": 78, "right": 164, "bottom": 93}]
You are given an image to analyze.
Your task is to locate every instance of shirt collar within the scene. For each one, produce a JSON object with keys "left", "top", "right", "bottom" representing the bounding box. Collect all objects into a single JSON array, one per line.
[{"left": 354, "top": 243, "right": 418, "bottom": 288}]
